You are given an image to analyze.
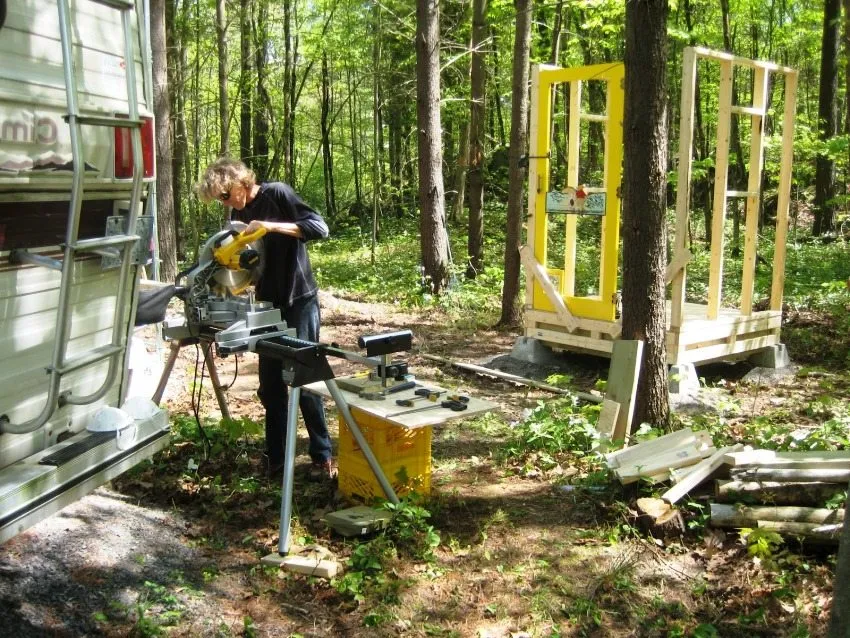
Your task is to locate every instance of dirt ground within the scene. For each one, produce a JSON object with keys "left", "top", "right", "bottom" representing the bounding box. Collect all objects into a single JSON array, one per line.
[{"left": 0, "top": 292, "right": 839, "bottom": 637}]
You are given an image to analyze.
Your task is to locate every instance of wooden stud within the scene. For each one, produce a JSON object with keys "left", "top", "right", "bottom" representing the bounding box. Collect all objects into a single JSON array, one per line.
[
  {"left": 520, "top": 245, "right": 579, "bottom": 331},
  {"left": 661, "top": 444, "right": 743, "bottom": 504},
  {"left": 707, "top": 60, "right": 733, "bottom": 321},
  {"left": 671, "top": 47, "right": 698, "bottom": 329},
  {"left": 740, "top": 66, "right": 769, "bottom": 315},
  {"left": 771, "top": 70, "right": 798, "bottom": 311},
  {"left": 605, "top": 339, "right": 644, "bottom": 446}
]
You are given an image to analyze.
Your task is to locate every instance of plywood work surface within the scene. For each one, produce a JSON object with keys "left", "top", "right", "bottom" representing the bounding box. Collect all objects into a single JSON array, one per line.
[{"left": 305, "top": 378, "right": 498, "bottom": 430}]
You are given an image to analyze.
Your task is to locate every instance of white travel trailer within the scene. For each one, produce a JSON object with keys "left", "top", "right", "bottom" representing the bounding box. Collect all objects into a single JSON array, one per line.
[{"left": 0, "top": 0, "right": 169, "bottom": 543}]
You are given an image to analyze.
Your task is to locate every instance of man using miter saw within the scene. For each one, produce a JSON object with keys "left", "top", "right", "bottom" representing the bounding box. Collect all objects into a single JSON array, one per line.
[{"left": 195, "top": 158, "right": 335, "bottom": 481}]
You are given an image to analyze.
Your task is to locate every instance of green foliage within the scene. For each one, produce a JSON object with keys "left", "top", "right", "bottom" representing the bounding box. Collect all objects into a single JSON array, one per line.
[
  {"left": 382, "top": 498, "right": 441, "bottom": 562},
  {"left": 335, "top": 499, "right": 439, "bottom": 609},
  {"left": 740, "top": 528, "right": 785, "bottom": 561},
  {"left": 504, "top": 396, "right": 601, "bottom": 461}
]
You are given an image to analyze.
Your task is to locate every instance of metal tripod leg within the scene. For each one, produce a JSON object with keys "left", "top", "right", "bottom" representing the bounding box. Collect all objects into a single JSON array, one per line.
[
  {"left": 276, "top": 379, "right": 400, "bottom": 556},
  {"left": 325, "top": 379, "right": 399, "bottom": 504},
  {"left": 278, "top": 386, "right": 300, "bottom": 555}
]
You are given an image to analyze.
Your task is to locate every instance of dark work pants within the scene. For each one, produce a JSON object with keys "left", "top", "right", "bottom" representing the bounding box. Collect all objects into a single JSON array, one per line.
[{"left": 258, "top": 294, "right": 332, "bottom": 466}]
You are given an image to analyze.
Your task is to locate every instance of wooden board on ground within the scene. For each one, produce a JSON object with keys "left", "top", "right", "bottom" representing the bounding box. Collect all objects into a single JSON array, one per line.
[
  {"left": 594, "top": 399, "right": 621, "bottom": 444},
  {"left": 605, "top": 339, "right": 644, "bottom": 446},
  {"left": 661, "top": 444, "right": 743, "bottom": 504}
]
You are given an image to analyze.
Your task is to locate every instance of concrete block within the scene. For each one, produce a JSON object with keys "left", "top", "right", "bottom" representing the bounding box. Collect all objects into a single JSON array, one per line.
[
  {"left": 748, "top": 344, "right": 790, "bottom": 369},
  {"left": 511, "top": 336, "right": 560, "bottom": 366},
  {"left": 668, "top": 363, "right": 700, "bottom": 395}
]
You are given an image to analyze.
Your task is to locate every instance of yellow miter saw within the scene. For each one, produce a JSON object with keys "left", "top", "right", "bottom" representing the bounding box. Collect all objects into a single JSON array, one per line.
[{"left": 166, "top": 223, "right": 295, "bottom": 351}]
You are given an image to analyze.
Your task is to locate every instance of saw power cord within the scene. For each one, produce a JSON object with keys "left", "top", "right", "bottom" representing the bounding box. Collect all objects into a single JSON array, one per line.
[{"left": 191, "top": 344, "right": 212, "bottom": 458}]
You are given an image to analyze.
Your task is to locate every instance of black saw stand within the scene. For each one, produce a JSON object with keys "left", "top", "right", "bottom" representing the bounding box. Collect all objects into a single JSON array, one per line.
[
  {"left": 154, "top": 313, "right": 413, "bottom": 558},
  {"left": 246, "top": 330, "right": 412, "bottom": 556}
]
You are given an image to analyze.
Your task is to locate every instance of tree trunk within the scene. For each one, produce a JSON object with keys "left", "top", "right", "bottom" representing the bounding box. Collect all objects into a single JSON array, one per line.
[
  {"left": 166, "top": 0, "right": 186, "bottom": 263},
  {"left": 621, "top": 0, "right": 670, "bottom": 428},
  {"left": 499, "top": 0, "right": 532, "bottom": 327},
  {"left": 845, "top": 0, "right": 850, "bottom": 134},
  {"left": 348, "top": 66, "right": 363, "bottom": 211},
  {"left": 415, "top": 0, "right": 450, "bottom": 295},
  {"left": 216, "top": 0, "right": 229, "bottom": 156},
  {"left": 252, "top": 0, "right": 270, "bottom": 179},
  {"left": 828, "top": 481, "right": 850, "bottom": 636},
  {"left": 239, "top": 0, "right": 251, "bottom": 164},
  {"left": 814, "top": 0, "right": 840, "bottom": 237},
  {"left": 150, "top": 0, "right": 176, "bottom": 283},
  {"left": 321, "top": 50, "right": 337, "bottom": 218},
  {"left": 450, "top": 119, "right": 469, "bottom": 223},
  {"left": 466, "top": 0, "right": 488, "bottom": 279}
]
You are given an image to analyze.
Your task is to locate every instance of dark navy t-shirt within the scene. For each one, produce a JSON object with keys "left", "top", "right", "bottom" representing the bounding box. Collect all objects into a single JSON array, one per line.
[{"left": 232, "top": 182, "right": 328, "bottom": 308}]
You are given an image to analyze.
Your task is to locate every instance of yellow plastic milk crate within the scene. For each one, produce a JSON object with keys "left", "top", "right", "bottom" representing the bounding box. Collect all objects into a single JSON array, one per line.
[{"left": 337, "top": 407, "right": 432, "bottom": 502}]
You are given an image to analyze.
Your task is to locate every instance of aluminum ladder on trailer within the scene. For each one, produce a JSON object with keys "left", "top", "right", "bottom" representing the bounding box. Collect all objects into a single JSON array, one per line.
[{"left": 1, "top": 0, "right": 146, "bottom": 435}]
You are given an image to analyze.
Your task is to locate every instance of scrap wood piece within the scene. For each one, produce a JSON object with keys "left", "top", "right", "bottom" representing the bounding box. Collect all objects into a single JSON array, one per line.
[
  {"left": 636, "top": 497, "right": 685, "bottom": 534},
  {"left": 594, "top": 399, "right": 621, "bottom": 444},
  {"left": 605, "top": 427, "right": 696, "bottom": 469},
  {"left": 661, "top": 444, "right": 744, "bottom": 505},
  {"left": 730, "top": 467, "right": 850, "bottom": 483},
  {"left": 605, "top": 340, "right": 644, "bottom": 447},
  {"left": 723, "top": 449, "right": 850, "bottom": 469},
  {"left": 715, "top": 480, "right": 848, "bottom": 506},
  {"left": 615, "top": 444, "right": 713, "bottom": 485},
  {"left": 418, "top": 352, "right": 602, "bottom": 403},
  {"left": 519, "top": 245, "right": 579, "bottom": 331},
  {"left": 710, "top": 503, "right": 845, "bottom": 528}
]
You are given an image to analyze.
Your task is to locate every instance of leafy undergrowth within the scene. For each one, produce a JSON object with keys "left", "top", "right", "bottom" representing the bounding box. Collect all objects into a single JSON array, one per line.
[
  {"left": 109, "top": 335, "right": 846, "bottom": 637},
  {"left": 105, "top": 236, "right": 850, "bottom": 636}
]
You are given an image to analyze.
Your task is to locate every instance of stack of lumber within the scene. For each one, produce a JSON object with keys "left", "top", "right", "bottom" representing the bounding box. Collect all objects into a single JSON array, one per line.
[
  {"left": 710, "top": 449, "right": 850, "bottom": 542},
  {"left": 606, "top": 427, "right": 720, "bottom": 486},
  {"left": 605, "top": 431, "right": 849, "bottom": 541},
  {"left": 710, "top": 503, "right": 844, "bottom": 542}
]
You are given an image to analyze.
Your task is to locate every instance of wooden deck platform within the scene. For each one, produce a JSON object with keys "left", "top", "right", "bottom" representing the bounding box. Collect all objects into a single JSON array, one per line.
[{"left": 525, "top": 302, "right": 782, "bottom": 366}]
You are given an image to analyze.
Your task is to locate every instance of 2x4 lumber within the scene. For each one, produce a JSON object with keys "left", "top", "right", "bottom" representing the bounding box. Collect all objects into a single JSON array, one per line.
[
  {"left": 740, "top": 65, "right": 769, "bottom": 316},
  {"left": 259, "top": 554, "right": 340, "bottom": 578},
  {"left": 595, "top": 399, "right": 621, "bottom": 443},
  {"left": 665, "top": 249, "right": 693, "bottom": 285},
  {"left": 525, "top": 65, "right": 543, "bottom": 311},
  {"left": 710, "top": 503, "right": 844, "bottom": 528},
  {"left": 716, "top": 479, "right": 847, "bottom": 506},
  {"left": 771, "top": 70, "right": 798, "bottom": 311},
  {"left": 605, "top": 340, "right": 644, "bottom": 445},
  {"left": 616, "top": 444, "right": 713, "bottom": 485},
  {"left": 671, "top": 334, "right": 779, "bottom": 365},
  {"left": 605, "top": 427, "right": 697, "bottom": 468},
  {"left": 730, "top": 467, "right": 850, "bottom": 483},
  {"left": 527, "top": 326, "right": 615, "bottom": 355},
  {"left": 690, "top": 46, "right": 796, "bottom": 74},
  {"left": 672, "top": 312, "right": 781, "bottom": 345},
  {"left": 520, "top": 245, "right": 579, "bottom": 331},
  {"left": 525, "top": 309, "right": 622, "bottom": 337},
  {"left": 564, "top": 80, "right": 582, "bottom": 297},
  {"left": 724, "top": 449, "right": 850, "bottom": 468},
  {"left": 730, "top": 105, "right": 765, "bottom": 117},
  {"left": 707, "top": 59, "right": 734, "bottom": 321},
  {"left": 661, "top": 444, "right": 743, "bottom": 504},
  {"left": 580, "top": 113, "right": 608, "bottom": 123},
  {"left": 418, "top": 352, "right": 602, "bottom": 403},
  {"left": 671, "top": 47, "right": 698, "bottom": 329}
]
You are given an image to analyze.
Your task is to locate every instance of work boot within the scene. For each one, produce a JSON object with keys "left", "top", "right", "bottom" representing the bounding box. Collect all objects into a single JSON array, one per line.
[
  {"left": 308, "top": 458, "right": 337, "bottom": 482},
  {"left": 267, "top": 459, "right": 285, "bottom": 482}
]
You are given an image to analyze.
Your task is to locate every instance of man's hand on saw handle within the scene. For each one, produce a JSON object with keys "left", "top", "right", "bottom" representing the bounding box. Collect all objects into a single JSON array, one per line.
[{"left": 245, "top": 219, "right": 303, "bottom": 239}]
